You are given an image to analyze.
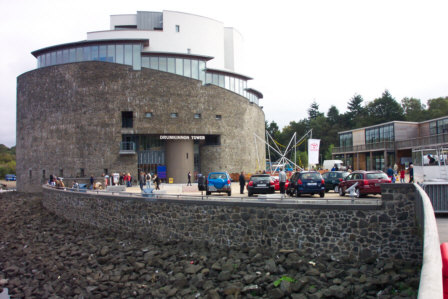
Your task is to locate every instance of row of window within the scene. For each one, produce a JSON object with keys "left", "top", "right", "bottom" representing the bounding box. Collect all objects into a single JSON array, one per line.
[
  {"left": 429, "top": 117, "right": 448, "bottom": 135},
  {"left": 37, "top": 43, "right": 142, "bottom": 70},
  {"left": 122, "top": 111, "right": 222, "bottom": 128},
  {"left": 36, "top": 43, "right": 262, "bottom": 106},
  {"left": 365, "top": 124, "right": 394, "bottom": 143}
]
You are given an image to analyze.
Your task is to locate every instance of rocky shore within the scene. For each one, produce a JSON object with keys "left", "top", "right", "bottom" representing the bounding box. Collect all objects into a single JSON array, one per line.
[{"left": 0, "top": 192, "right": 419, "bottom": 298}]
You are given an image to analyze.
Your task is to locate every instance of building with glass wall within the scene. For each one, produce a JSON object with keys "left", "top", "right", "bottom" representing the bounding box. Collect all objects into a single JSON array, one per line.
[
  {"left": 332, "top": 116, "right": 448, "bottom": 172},
  {"left": 17, "top": 11, "right": 265, "bottom": 192}
]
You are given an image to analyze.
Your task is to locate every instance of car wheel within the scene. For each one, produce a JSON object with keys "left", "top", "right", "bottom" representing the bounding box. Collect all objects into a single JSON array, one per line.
[
  {"left": 227, "top": 191, "right": 231, "bottom": 196},
  {"left": 248, "top": 192, "right": 253, "bottom": 197},
  {"left": 294, "top": 189, "right": 300, "bottom": 197},
  {"left": 320, "top": 192, "right": 325, "bottom": 198},
  {"left": 339, "top": 187, "right": 345, "bottom": 196},
  {"left": 325, "top": 189, "right": 329, "bottom": 193},
  {"left": 334, "top": 185, "right": 339, "bottom": 193},
  {"left": 206, "top": 191, "right": 211, "bottom": 195}
]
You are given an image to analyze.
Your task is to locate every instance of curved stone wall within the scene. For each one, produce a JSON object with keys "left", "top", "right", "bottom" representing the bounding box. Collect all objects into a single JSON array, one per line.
[
  {"left": 41, "top": 184, "right": 423, "bottom": 263},
  {"left": 16, "top": 61, "right": 265, "bottom": 192}
]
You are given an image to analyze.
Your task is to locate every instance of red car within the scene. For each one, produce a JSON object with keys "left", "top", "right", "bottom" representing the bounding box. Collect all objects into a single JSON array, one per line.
[
  {"left": 271, "top": 176, "right": 289, "bottom": 191},
  {"left": 338, "top": 171, "right": 391, "bottom": 198}
]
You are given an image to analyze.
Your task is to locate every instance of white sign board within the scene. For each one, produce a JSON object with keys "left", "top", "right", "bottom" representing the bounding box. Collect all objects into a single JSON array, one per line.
[{"left": 308, "top": 139, "right": 320, "bottom": 165}]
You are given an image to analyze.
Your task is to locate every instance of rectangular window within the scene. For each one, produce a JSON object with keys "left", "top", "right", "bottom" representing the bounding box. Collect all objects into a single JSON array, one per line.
[
  {"left": 76, "top": 47, "right": 83, "bottom": 62},
  {"left": 184, "top": 59, "right": 191, "bottom": 77},
  {"left": 191, "top": 60, "right": 198, "bottom": 79},
  {"left": 133, "top": 44, "right": 141, "bottom": 70},
  {"left": 56, "top": 50, "right": 63, "bottom": 64},
  {"left": 170, "top": 113, "right": 178, "bottom": 119},
  {"left": 42, "top": 170, "right": 46, "bottom": 179},
  {"left": 142, "top": 56, "right": 150, "bottom": 68},
  {"left": 51, "top": 52, "right": 57, "bottom": 65},
  {"left": 107, "top": 45, "right": 115, "bottom": 62},
  {"left": 83, "top": 46, "right": 90, "bottom": 61},
  {"left": 175, "top": 25, "right": 180, "bottom": 32},
  {"left": 215, "top": 115, "right": 222, "bottom": 120},
  {"left": 175, "top": 58, "right": 183, "bottom": 75},
  {"left": 199, "top": 61, "right": 206, "bottom": 83},
  {"left": 59, "top": 169, "right": 63, "bottom": 177},
  {"left": 62, "top": 49, "right": 69, "bottom": 63},
  {"left": 91, "top": 46, "right": 99, "bottom": 61},
  {"left": 145, "top": 112, "right": 153, "bottom": 118},
  {"left": 218, "top": 75, "right": 225, "bottom": 88},
  {"left": 124, "top": 44, "right": 133, "bottom": 66},
  {"left": 159, "top": 56, "right": 167, "bottom": 71},
  {"left": 99, "top": 45, "right": 107, "bottom": 61},
  {"left": 116, "top": 44, "right": 124, "bottom": 64},
  {"left": 80, "top": 168, "right": 85, "bottom": 177},
  {"left": 45, "top": 53, "right": 51, "bottom": 66},
  {"left": 167, "top": 57, "right": 175, "bottom": 73},
  {"left": 104, "top": 169, "right": 108, "bottom": 175},
  {"left": 150, "top": 57, "right": 158, "bottom": 70},
  {"left": 69, "top": 48, "right": 76, "bottom": 63},
  {"left": 212, "top": 73, "right": 219, "bottom": 85},
  {"left": 194, "top": 113, "right": 201, "bottom": 119},
  {"left": 205, "top": 135, "right": 221, "bottom": 146},
  {"left": 205, "top": 73, "right": 212, "bottom": 84},
  {"left": 122, "top": 111, "right": 133, "bottom": 128}
]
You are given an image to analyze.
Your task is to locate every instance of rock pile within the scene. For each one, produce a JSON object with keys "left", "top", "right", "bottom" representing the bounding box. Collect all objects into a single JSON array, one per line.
[{"left": 0, "top": 192, "right": 419, "bottom": 298}]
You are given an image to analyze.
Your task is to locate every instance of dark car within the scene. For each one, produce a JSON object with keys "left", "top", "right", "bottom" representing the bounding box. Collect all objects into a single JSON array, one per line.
[
  {"left": 338, "top": 170, "right": 391, "bottom": 198},
  {"left": 321, "top": 171, "right": 349, "bottom": 192},
  {"left": 286, "top": 171, "right": 325, "bottom": 197},
  {"left": 206, "top": 172, "right": 232, "bottom": 196},
  {"left": 247, "top": 174, "right": 275, "bottom": 196}
]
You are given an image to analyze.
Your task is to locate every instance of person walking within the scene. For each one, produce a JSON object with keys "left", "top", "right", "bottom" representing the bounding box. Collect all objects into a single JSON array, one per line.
[
  {"left": 146, "top": 172, "right": 152, "bottom": 188},
  {"left": 239, "top": 171, "right": 245, "bottom": 194},
  {"left": 90, "top": 175, "right": 94, "bottom": 190},
  {"left": 187, "top": 171, "right": 192, "bottom": 186},
  {"left": 409, "top": 163, "right": 414, "bottom": 183},
  {"left": 139, "top": 172, "right": 146, "bottom": 190},
  {"left": 386, "top": 165, "right": 394, "bottom": 183},
  {"left": 279, "top": 168, "right": 287, "bottom": 194},
  {"left": 154, "top": 174, "right": 160, "bottom": 190}
]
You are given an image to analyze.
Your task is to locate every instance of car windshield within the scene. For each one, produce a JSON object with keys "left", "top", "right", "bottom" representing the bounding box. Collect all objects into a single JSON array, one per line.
[
  {"left": 251, "top": 176, "right": 270, "bottom": 182},
  {"left": 300, "top": 173, "right": 321, "bottom": 180},
  {"left": 209, "top": 173, "right": 227, "bottom": 179},
  {"left": 366, "top": 173, "right": 388, "bottom": 179}
]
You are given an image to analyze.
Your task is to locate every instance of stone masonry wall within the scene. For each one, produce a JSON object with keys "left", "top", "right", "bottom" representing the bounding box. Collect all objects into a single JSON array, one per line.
[
  {"left": 16, "top": 61, "right": 265, "bottom": 192},
  {"left": 42, "top": 184, "right": 422, "bottom": 262}
]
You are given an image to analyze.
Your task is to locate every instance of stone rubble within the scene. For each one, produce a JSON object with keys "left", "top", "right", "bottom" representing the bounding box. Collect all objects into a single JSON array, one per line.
[{"left": 0, "top": 192, "right": 419, "bottom": 298}]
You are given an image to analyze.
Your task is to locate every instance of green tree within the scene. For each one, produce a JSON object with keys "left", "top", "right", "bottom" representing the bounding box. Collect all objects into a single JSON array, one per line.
[
  {"left": 366, "top": 90, "right": 404, "bottom": 125},
  {"left": 327, "top": 106, "right": 340, "bottom": 124},
  {"left": 426, "top": 97, "right": 448, "bottom": 119},
  {"left": 401, "top": 97, "right": 427, "bottom": 121},
  {"left": 308, "top": 101, "right": 324, "bottom": 120}
]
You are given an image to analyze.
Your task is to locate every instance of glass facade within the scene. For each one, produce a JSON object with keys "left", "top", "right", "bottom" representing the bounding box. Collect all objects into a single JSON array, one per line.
[
  {"left": 37, "top": 43, "right": 142, "bottom": 70},
  {"left": 430, "top": 117, "right": 448, "bottom": 135},
  {"left": 365, "top": 124, "right": 394, "bottom": 143},
  {"left": 339, "top": 132, "right": 353, "bottom": 147},
  {"left": 36, "top": 43, "right": 261, "bottom": 105}
]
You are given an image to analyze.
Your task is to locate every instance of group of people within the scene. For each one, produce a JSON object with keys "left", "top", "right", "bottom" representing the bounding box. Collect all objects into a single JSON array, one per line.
[
  {"left": 386, "top": 163, "right": 414, "bottom": 183},
  {"left": 48, "top": 174, "right": 65, "bottom": 188},
  {"left": 139, "top": 171, "right": 160, "bottom": 190}
]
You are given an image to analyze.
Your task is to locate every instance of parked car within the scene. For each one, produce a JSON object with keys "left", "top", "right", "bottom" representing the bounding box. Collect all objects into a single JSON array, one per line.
[
  {"left": 338, "top": 170, "right": 391, "bottom": 198},
  {"left": 247, "top": 174, "right": 275, "bottom": 196},
  {"left": 206, "top": 172, "right": 232, "bottom": 196},
  {"left": 271, "top": 176, "right": 289, "bottom": 191},
  {"left": 287, "top": 171, "right": 325, "bottom": 197},
  {"left": 5, "top": 174, "right": 16, "bottom": 181},
  {"left": 321, "top": 171, "right": 350, "bottom": 192}
]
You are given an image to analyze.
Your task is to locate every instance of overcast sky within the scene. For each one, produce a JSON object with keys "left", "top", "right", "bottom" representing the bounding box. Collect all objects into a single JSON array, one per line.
[{"left": 2, "top": 0, "right": 448, "bottom": 148}]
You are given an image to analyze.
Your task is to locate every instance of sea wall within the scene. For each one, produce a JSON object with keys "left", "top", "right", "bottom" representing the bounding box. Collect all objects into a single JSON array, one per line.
[{"left": 42, "top": 184, "right": 422, "bottom": 262}]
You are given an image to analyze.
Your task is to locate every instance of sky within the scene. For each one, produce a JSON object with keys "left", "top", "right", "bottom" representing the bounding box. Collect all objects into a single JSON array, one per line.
[{"left": 1, "top": 0, "right": 448, "bottom": 148}]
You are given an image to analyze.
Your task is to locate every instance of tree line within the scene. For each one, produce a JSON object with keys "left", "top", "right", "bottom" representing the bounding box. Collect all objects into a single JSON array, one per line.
[
  {"left": 266, "top": 90, "right": 448, "bottom": 167},
  {"left": 0, "top": 144, "right": 15, "bottom": 179}
]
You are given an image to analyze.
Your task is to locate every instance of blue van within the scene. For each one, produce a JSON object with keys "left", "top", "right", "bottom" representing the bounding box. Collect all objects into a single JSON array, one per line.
[{"left": 5, "top": 174, "right": 16, "bottom": 181}]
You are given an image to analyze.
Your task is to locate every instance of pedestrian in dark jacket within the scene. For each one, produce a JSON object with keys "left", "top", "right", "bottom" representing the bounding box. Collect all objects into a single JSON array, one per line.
[{"left": 239, "top": 171, "right": 245, "bottom": 194}]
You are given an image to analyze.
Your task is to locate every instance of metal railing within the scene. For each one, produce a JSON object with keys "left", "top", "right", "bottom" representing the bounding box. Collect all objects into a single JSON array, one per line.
[
  {"left": 119, "top": 141, "right": 136, "bottom": 154},
  {"left": 333, "top": 132, "right": 448, "bottom": 154}
]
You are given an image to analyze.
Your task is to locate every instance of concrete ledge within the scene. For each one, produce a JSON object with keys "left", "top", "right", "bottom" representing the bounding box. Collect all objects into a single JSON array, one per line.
[
  {"left": 106, "top": 185, "right": 126, "bottom": 192},
  {"left": 415, "top": 183, "right": 443, "bottom": 298}
]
